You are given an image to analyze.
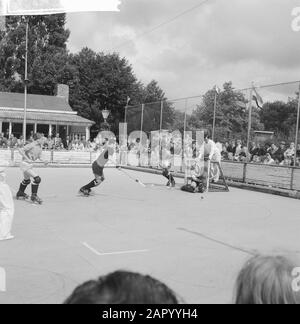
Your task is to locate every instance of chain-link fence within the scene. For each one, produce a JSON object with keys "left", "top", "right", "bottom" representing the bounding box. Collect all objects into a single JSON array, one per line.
[{"left": 125, "top": 80, "right": 300, "bottom": 168}]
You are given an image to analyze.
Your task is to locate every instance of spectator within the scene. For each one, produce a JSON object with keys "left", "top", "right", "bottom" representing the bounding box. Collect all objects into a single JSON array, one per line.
[
  {"left": 227, "top": 140, "right": 236, "bottom": 156},
  {"left": 0, "top": 133, "right": 8, "bottom": 148},
  {"left": 221, "top": 144, "right": 229, "bottom": 160},
  {"left": 47, "top": 136, "right": 54, "bottom": 150},
  {"left": 64, "top": 271, "right": 179, "bottom": 304},
  {"left": 252, "top": 155, "right": 261, "bottom": 163},
  {"left": 273, "top": 141, "right": 286, "bottom": 163},
  {"left": 81, "top": 136, "right": 88, "bottom": 149},
  {"left": 284, "top": 142, "right": 295, "bottom": 160},
  {"left": 264, "top": 153, "right": 275, "bottom": 165},
  {"left": 270, "top": 143, "right": 278, "bottom": 157},
  {"left": 17, "top": 136, "right": 24, "bottom": 148},
  {"left": 235, "top": 255, "right": 300, "bottom": 304},
  {"left": 63, "top": 136, "right": 72, "bottom": 150},
  {"left": 250, "top": 142, "right": 259, "bottom": 161},
  {"left": 54, "top": 133, "right": 63, "bottom": 150},
  {"left": 7, "top": 134, "right": 18, "bottom": 149},
  {"left": 234, "top": 140, "right": 243, "bottom": 161}
]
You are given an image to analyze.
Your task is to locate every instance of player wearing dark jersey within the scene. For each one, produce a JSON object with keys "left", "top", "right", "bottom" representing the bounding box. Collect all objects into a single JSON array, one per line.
[{"left": 79, "top": 139, "right": 115, "bottom": 196}]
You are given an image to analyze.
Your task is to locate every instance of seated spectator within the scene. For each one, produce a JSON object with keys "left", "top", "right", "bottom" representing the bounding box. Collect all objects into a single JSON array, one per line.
[
  {"left": 81, "top": 136, "right": 88, "bottom": 149},
  {"left": 257, "top": 143, "right": 266, "bottom": 157},
  {"left": 252, "top": 155, "right": 261, "bottom": 163},
  {"left": 239, "top": 146, "right": 250, "bottom": 162},
  {"left": 64, "top": 270, "right": 179, "bottom": 304},
  {"left": 297, "top": 144, "right": 300, "bottom": 158},
  {"left": 54, "top": 133, "right": 63, "bottom": 150},
  {"left": 270, "top": 143, "right": 278, "bottom": 157},
  {"left": 250, "top": 142, "right": 259, "bottom": 161},
  {"left": 273, "top": 141, "right": 286, "bottom": 163},
  {"left": 63, "top": 136, "right": 72, "bottom": 150},
  {"left": 280, "top": 157, "right": 292, "bottom": 167},
  {"left": 227, "top": 140, "right": 236, "bottom": 156},
  {"left": 7, "top": 134, "right": 18, "bottom": 149},
  {"left": 46, "top": 136, "right": 54, "bottom": 150},
  {"left": 221, "top": 144, "right": 229, "bottom": 160},
  {"left": 234, "top": 140, "right": 243, "bottom": 160},
  {"left": 285, "top": 143, "right": 295, "bottom": 160},
  {"left": 17, "top": 136, "right": 24, "bottom": 148},
  {"left": 235, "top": 255, "right": 300, "bottom": 304},
  {"left": 264, "top": 153, "right": 275, "bottom": 165},
  {"left": 0, "top": 133, "right": 8, "bottom": 148}
]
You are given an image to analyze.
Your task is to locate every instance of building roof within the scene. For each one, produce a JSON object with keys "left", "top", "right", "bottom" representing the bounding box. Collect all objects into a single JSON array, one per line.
[
  {"left": 0, "top": 92, "right": 94, "bottom": 127},
  {"left": 0, "top": 109, "right": 94, "bottom": 126},
  {"left": 0, "top": 91, "right": 73, "bottom": 112}
]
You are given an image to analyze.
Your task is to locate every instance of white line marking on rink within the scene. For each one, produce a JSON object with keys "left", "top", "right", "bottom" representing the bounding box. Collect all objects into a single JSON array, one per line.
[{"left": 81, "top": 242, "right": 149, "bottom": 256}]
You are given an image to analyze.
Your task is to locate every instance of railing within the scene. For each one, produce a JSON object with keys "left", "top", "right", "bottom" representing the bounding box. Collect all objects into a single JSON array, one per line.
[{"left": 1, "top": 149, "right": 299, "bottom": 192}]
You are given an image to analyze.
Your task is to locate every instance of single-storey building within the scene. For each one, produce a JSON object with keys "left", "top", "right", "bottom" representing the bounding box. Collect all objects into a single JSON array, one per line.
[{"left": 0, "top": 84, "right": 94, "bottom": 140}]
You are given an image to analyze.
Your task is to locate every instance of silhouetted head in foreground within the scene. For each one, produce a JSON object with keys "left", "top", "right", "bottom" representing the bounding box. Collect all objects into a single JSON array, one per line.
[
  {"left": 235, "top": 255, "right": 300, "bottom": 304},
  {"left": 64, "top": 271, "right": 179, "bottom": 304}
]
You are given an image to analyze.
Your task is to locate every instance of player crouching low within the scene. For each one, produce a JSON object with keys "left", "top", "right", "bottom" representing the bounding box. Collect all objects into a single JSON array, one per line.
[
  {"left": 17, "top": 133, "right": 48, "bottom": 204},
  {"left": 181, "top": 162, "right": 205, "bottom": 194},
  {"left": 79, "top": 139, "right": 115, "bottom": 197}
]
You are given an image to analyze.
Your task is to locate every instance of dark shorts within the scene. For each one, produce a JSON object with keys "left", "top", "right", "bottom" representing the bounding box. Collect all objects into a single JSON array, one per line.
[{"left": 92, "top": 161, "right": 104, "bottom": 177}]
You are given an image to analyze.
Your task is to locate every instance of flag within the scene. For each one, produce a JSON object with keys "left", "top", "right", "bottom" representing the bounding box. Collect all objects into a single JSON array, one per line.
[
  {"left": 0, "top": 0, "right": 120, "bottom": 16},
  {"left": 252, "top": 86, "right": 264, "bottom": 108},
  {"left": 215, "top": 86, "right": 221, "bottom": 94},
  {"left": 236, "top": 101, "right": 247, "bottom": 109}
]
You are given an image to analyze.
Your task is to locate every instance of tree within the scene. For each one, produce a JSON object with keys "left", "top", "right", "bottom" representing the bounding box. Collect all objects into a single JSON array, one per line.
[
  {"left": 139, "top": 80, "right": 175, "bottom": 133},
  {"left": 69, "top": 48, "right": 142, "bottom": 134},
  {"left": 0, "top": 14, "right": 74, "bottom": 94},
  {"left": 260, "top": 99, "right": 298, "bottom": 140},
  {"left": 189, "top": 82, "right": 263, "bottom": 140}
]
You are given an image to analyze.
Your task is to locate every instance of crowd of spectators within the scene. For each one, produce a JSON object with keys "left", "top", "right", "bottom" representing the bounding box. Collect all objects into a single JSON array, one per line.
[
  {"left": 1, "top": 131, "right": 300, "bottom": 167},
  {"left": 219, "top": 140, "right": 300, "bottom": 167},
  {"left": 0, "top": 132, "right": 101, "bottom": 152}
]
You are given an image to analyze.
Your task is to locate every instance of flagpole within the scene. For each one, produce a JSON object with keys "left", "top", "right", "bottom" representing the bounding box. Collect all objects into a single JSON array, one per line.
[
  {"left": 294, "top": 82, "right": 300, "bottom": 167},
  {"left": 246, "top": 84, "right": 254, "bottom": 152},
  {"left": 212, "top": 86, "right": 218, "bottom": 141},
  {"left": 23, "top": 18, "right": 29, "bottom": 143}
]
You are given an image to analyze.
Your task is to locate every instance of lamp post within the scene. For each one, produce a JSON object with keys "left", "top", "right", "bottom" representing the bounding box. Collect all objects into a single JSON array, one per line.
[
  {"left": 23, "top": 18, "right": 29, "bottom": 143},
  {"left": 101, "top": 109, "right": 110, "bottom": 130}
]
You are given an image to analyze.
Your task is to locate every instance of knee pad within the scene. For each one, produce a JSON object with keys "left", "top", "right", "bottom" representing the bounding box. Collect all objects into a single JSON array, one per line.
[
  {"left": 33, "top": 176, "right": 42, "bottom": 185},
  {"left": 22, "top": 179, "right": 31, "bottom": 186},
  {"left": 94, "top": 177, "right": 104, "bottom": 186}
]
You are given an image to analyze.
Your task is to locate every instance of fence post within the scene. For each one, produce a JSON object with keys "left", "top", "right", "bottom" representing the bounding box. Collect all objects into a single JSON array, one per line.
[
  {"left": 291, "top": 167, "right": 295, "bottom": 191},
  {"left": 243, "top": 163, "right": 247, "bottom": 183},
  {"left": 294, "top": 82, "right": 300, "bottom": 168},
  {"left": 11, "top": 149, "right": 14, "bottom": 163},
  {"left": 182, "top": 99, "right": 188, "bottom": 173},
  {"left": 246, "top": 85, "right": 254, "bottom": 152}
]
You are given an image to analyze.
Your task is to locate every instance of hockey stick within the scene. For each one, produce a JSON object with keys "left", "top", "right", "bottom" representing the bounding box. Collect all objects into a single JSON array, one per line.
[{"left": 117, "top": 167, "right": 146, "bottom": 188}]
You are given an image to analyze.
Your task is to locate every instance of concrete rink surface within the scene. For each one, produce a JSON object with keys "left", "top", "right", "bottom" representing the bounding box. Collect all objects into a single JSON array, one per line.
[{"left": 0, "top": 167, "right": 299, "bottom": 304}]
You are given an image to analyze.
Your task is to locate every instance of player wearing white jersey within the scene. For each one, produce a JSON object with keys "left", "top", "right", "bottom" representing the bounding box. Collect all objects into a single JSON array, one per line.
[
  {"left": 16, "top": 133, "right": 48, "bottom": 204},
  {"left": 198, "top": 132, "right": 221, "bottom": 183}
]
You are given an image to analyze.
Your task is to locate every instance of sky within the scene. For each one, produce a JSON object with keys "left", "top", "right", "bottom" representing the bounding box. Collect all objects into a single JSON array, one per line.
[{"left": 66, "top": 0, "right": 300, "bottom": 102}]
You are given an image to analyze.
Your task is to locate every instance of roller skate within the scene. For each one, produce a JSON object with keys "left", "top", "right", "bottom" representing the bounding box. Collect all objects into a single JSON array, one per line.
[
  {"left": 16, "top": 191, "right": 30, "bottom": 201},
  {"left": 31, "top": 194, "right": 43, "bottom": 205},
  {"left": 79, "top": 188, "right": 91, "bottom": 197}
]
